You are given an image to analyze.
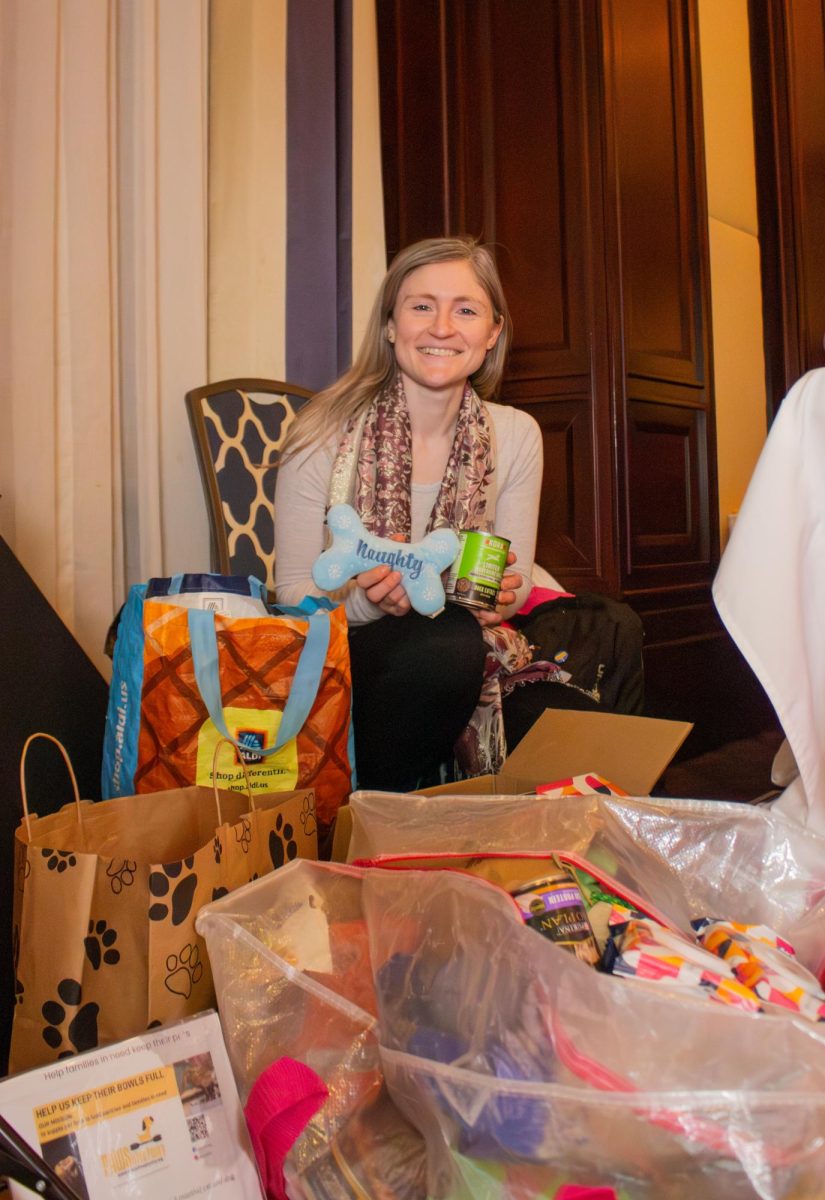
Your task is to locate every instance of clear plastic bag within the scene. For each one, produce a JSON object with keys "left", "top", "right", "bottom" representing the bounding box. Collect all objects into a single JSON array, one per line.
[
  {"left": 196, "top": 861, "right": 427, "bottom": 1199},
  {"left": 360, "top": 863, "right": 825, "bottom": 1199},
  {"left": 346, "top": 790, "right": 825, "bottom": 980},
  {"left": 199, "top": 790, "right": 825, "bottom": 1199}
]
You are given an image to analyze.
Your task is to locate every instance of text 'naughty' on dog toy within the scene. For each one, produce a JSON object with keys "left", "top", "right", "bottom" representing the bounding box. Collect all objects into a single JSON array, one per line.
[{"left": 312, "top": 504, "right": 460, "bottom": 616}]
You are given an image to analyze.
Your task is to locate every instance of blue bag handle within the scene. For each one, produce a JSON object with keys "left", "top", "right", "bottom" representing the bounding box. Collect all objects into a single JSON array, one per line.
[{"left": 187, "top": 602, "right": 331, "bottom": 752}]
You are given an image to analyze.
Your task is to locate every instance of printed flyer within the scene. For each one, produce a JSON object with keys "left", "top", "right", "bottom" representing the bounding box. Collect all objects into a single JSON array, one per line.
[{"left": 0, "top": 1011, "right": 263, "bottom": 1199}]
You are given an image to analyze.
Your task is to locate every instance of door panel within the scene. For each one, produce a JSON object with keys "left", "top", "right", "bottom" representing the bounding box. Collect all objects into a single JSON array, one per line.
[{"left": 377, "top": 0, "right": 730, "bottom": 730}]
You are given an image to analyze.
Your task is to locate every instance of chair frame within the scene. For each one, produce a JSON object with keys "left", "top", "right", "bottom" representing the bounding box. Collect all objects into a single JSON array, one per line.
[{"left": 185, "top": 376, "right": 314, "bottom": 576}]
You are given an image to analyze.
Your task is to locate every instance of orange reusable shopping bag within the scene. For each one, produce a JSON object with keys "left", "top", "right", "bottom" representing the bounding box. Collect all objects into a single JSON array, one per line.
[{"left": 103, "top": 577, "right": 352, "bottom": 843}]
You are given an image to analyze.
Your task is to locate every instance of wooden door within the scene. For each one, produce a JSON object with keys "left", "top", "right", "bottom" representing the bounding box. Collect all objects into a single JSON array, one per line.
[
  {"left": 378, "top": 0, "right": 717, "bottom": 595},
  {"left": 379, "top": 0, "right": 616, "bottom": 594},
  {"left": 750, "top": 0, "right": 825, "bottom": 416},
  {"left": 377, "top": 0, "right": 776, "bottom": 749}
]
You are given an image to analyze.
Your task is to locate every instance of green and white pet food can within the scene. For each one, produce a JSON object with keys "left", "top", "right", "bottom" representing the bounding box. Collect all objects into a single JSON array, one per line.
[{"left": 445, "top": 530, "right": 511, "bottom": 611}]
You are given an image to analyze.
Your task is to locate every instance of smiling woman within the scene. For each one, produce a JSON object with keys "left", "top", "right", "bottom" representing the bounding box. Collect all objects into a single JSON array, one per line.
[
  {"left": 387, "top": 259, "right": 503, "bottom": 406},
  {"left": 274, "top": 237, "right": 592, "bottom": 793}
]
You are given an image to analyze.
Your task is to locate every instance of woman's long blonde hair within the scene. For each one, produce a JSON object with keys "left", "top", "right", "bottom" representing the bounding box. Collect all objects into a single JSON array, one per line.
[{"left": 280, "top": 236, "right": 512, "bottom": 459}]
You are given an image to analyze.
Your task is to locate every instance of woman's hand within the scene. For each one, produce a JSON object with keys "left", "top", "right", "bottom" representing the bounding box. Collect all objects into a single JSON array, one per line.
[
  {"left": 473, "top": 550, "right": 522, "bottom": 628},
  {"left": 355, "top": 533, "right": 412, "bottom": 617}
]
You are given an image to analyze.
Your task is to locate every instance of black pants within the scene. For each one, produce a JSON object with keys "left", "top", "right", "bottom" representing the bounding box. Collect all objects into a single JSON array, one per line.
[
  {"left": 348, "top": 605, "right": 487, "bottom": 792},
  {"left": 348, "top": 607, "right": 603, "bottom": 792}
]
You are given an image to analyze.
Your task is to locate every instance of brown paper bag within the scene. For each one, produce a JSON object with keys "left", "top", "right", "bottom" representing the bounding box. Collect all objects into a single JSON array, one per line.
[{"left": 10, "top": 734, "right": 317, "bottom": 1073}]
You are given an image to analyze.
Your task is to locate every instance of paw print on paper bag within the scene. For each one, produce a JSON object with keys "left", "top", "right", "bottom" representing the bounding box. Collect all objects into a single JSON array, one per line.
[
  {"left": 41, "top": 978, "right": 99, "bottom": 1057},
  {"left": 269, "top": 812, "right": 298, "bottom": 870},
  {"left": 84, "top": 920, "right": 121, "bottom": 970},
  {"left": 148, "top": 857, "right": 199, "bottom": 926},
  {"left": 300, "top": 793, "right": 317, "bottom": 838},
  {"left": 12, "top": 925, "right": 23, "bottom": 1005},
  {"left": 106, "top": 859, "right": 136, "bottom": 895},
  {"left": 41, "top": 848, "right": 77, "bottom": 873},
  {"left": 16, "top": 852, "right": 31, "bottom": 894},
  {"left": 164, "top": 943, "right": 204, "bottom": 999},
  {"left": 235, "top": 818, "right": 252, "bottom": 854}
]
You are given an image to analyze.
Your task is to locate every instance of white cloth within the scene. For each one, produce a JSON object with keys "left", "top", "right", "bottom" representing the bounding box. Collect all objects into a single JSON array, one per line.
[
  {"left": 531, "top": 562, "right": 566, "bottom": 594},
  {"left": 713, "top": 369, "right": 825, "bottom": 832}
]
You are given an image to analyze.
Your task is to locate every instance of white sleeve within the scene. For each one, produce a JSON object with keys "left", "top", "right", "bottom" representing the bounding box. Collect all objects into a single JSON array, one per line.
[
  {"left": 488, "top": 405, "right": 543, "bottom": 618},
  {"left": 273, "top": 442, "right": 384, "bottom": 626}
]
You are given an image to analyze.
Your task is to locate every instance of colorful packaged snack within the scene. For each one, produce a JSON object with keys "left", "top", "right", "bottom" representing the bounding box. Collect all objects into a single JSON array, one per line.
[
  {"left": 535, "top": 774, "right": 629, "bottom": 799},
  {"left": 602, "top": 916, "right": 765, "bottom": 1014},
  {"left": 693, "top": 917, "right": 825, "bottom": 1023}
]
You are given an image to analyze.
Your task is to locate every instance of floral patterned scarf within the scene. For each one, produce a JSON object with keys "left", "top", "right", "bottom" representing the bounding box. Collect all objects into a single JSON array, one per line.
[
  {"left": 329, "top": 375, "right": 554, "bottom": 777},
  {"left": 329, "top": 374, "right": 496, "bottom": 536}
]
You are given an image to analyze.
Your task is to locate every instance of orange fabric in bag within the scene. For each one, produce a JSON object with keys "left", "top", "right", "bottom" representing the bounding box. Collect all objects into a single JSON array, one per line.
[{"left": 134, "top": 599, "right": 352, "bottom": 830}]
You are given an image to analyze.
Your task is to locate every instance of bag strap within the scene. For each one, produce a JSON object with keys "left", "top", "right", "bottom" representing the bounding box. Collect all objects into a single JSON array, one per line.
[
  {"left": 187, "top": 604, "right": 331, "bottom": 755},
  {"left": 269, "top": 595, "right": 337, "bottom": 618},
  {"left": 19, "top": 733, "right": 83, "bottom": 840},
  {"left": 211, "top": 736, "right": 255, "bottom": 825}
]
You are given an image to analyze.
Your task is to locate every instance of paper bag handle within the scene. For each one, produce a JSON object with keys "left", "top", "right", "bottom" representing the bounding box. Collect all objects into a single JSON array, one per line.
[
  {"left": 187, "top": 599, "right": 331, "bottom": 755},
  {"left": 211, "top": 736, "right": 256, "bottom": 825},
  {"left": 19, "top": 733, "right": 82, "bottom": 840}
]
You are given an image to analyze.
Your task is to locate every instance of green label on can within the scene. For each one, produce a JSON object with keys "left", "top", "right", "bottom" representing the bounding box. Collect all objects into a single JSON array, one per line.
[{"left": 445, "top": 531, "right": 510, "bottom": 610}]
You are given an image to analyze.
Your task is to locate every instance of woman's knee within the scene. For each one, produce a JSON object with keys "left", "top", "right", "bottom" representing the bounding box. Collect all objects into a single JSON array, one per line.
[
  {"left": 407, "top": 606, "right": 486, "bottom": 700},
  {"left": 348, "top": 605, "right": 486, "bottom": 705}
]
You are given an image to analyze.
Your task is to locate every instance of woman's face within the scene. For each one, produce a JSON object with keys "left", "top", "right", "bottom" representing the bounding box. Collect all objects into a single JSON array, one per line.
[{"left": 387, "top": 259, "right": 502, "bottom": 400}]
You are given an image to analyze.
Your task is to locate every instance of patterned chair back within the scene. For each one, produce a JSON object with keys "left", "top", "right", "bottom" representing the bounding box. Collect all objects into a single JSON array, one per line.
[{"left": 186, "top": 378, "right": 314, "bottom": 592}]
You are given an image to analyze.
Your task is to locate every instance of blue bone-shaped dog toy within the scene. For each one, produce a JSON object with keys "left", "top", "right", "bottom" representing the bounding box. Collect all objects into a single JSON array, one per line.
[{"left": 312, "top": 503, "right": 460, "bottom": 616}]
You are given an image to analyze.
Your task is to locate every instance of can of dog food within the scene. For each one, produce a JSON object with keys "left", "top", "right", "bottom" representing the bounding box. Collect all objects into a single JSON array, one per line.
[
  {"left": 511, "top": 870, "right": 600, "bottom": 965},
  {"left": 444, "top": 531, "right": 510, "bottom": 611}
]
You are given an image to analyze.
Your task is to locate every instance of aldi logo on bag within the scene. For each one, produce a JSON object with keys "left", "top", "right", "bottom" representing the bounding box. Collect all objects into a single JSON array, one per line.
[
  {"left": 235, "top": 729, "right": 266, "bottom": 765},
  {"left": 196, "top": 708, "right": 299, "bottom": 793}
]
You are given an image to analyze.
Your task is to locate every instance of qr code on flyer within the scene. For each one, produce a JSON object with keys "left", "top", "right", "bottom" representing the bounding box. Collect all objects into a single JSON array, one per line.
[{"left": 188, "top": 1113, "right": 210, "bottom": 1145}]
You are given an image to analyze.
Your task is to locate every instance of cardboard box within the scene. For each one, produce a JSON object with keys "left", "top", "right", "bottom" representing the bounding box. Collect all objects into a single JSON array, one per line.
[
  {"left": 416, "top": 708, "right": 692, "bottom": 797},
  {"left": 327, "top": 709, "right": 693, "bottom": 861}
]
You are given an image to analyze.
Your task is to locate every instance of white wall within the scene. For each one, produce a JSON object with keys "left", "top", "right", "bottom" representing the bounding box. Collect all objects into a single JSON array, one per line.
[{"left": 698, "top": 0, "right": 768, "bottom": 550}]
